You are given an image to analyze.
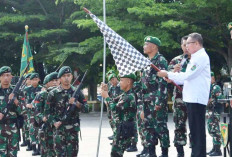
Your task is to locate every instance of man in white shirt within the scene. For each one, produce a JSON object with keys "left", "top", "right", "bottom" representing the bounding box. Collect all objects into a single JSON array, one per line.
[{"left": 157, "top": 32, "right": 211, "bottom": 157}]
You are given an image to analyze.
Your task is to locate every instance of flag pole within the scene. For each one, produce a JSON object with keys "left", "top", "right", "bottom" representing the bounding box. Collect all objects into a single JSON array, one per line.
[
  {"left": 151, "top": 64, "right": 182, "bottom": 91},
  {"left": 96, "top": 0, "right": 106, "bottom": 156}
]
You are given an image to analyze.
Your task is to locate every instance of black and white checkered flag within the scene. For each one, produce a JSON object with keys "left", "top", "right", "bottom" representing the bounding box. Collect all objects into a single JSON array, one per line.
[{"left": 84, "top": 8, "right": 151, "bottom": 76}]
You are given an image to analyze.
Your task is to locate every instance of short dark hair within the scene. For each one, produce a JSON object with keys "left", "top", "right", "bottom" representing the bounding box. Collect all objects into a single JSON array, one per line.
[
  {"left": 181, "top": 35, "right": 188, "bottom": 45},
  {"left": 188, "top": 32, "right": 203, "bottom": 46}
]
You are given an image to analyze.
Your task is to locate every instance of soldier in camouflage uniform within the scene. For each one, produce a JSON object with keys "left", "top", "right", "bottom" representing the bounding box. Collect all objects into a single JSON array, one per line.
[
  {"left": 0, "top": 66, "right": 25, "bottom": 157},
  {"left": 46, "top": 66, "right": 88, "bottom": 157},
  {"left": 24, "top": 73, "right": 42, "bottom": 155},
  {"left": 168, "top": 36, "right": 190, "bottom": 157},
  {"left": 33, "top": 72, "right": 59, "bottom": 157},
  {"left": 101, "top": 73, "right": 137, "bottom": 157},
  {"left": 206, "top": 72, "right": 223, "bottom": 156},
  {"left": 140, "top": 36, "right": 169, "bottom": 157},
  {"left": 106, "top": 71, "right": 122, "bottom": 141},
  {"left": 20, "top": 73, "right": 32, "bottom": 147},
  {"left": 107, "top": 71, "right": 138, "bottom": 152}
]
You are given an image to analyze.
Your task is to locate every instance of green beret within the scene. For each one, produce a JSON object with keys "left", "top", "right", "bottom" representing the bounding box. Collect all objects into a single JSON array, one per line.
[
  {"left": 24, "top": 73, "right": 32, "bottom": 78},
  {"left": 211, "top": 71, "right": 214, "bottom": 77},
  {"left": 106, "top": 70, "right": 116, "bottom": 77},
  {"left": 228, "top": 22, "right": 232, "bottom": 31},
  {"left": 30, "top": 73, "right": 40, "bottom": 80},
  {"left": 120, "top": 73, "right": 136, "bottom": 81},
  {"left": 144, "top": 36, "right": 161, "bottom": 47},
  {"left": 0, "top": 66, "right": 12, "bottom": 76},
  {"left": 58, "top": 66, "right": 72, "bottom": 78},
  {"left": 43, "top": 75, "right": 50, "bottom": 85},
  {"left": 48, "top": 72, "right": 58, "bottom": 81},
  {"left": 108, "top": 73, "right": 117, "bottom": 81}
]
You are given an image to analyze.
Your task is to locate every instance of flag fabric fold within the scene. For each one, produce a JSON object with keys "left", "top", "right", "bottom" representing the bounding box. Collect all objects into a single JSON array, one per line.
[
  {"left": 20, "top": 25, "right": 34, "bottom": 76},
  {"left": 88, "top": 11, "right": 151, "bottom": 76}
]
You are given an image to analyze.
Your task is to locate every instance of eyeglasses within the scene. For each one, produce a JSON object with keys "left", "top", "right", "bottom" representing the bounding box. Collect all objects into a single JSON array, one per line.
[{"left": 186, "top": 41, "right": 196, "bottom": 45}]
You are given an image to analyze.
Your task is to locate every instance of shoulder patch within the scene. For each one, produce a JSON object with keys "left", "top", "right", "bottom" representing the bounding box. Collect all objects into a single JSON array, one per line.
[{"left": 191, "top": 65, "right": 196, "bottom": 71}]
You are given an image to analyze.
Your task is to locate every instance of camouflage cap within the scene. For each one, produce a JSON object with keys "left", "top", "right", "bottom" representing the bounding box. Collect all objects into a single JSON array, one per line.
[
  {"left": 144, "top": 36, "right": 161, "bottom": 46},
  {"left": 0, "top": 66, "right": 12, "bottom": 76},
  {"left": 228, "top": 22, "right": 232, "bottom": 31},
  {"left": 24, "top": 73, "right": 32, "bottom": 78},
  {"left": 120, "top": 73, "right": 136, "bottom": 81},
  {"left": 211, "top": 71, "right": 214, "bottom": 77},
  {"left": 30, "top": 73, "right": 40, "bottom": 80},
  {"left": 58, "top": 66, "right": 72, "bottom": 78},
  {"left": 108, "top": 73, "right": 117, "bottom": 81}
]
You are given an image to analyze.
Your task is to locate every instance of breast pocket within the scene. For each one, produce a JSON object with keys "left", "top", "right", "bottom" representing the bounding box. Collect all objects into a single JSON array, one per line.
[{"left": 0, "top": 96, "right": 5, "bottom": 106}]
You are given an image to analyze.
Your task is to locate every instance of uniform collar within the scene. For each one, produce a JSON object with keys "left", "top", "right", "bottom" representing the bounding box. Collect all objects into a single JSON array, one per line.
[
  {"left": 191, "top": 48, "right": 204, "bottom": 58},
  {"left": 150, "top": 52, "right": 160, "bottom": 61},
  {"left": 124, "top": 88, "right": 133, "bottom": 94},
  {"left": 29, "top": 84, "right": 41, "bottom": 89},
  {"left": 0, "top": 84, "right": 13, "bottom": 89},
  {"left": 57, "top": 85, "right": 75, "bottom": 93}
]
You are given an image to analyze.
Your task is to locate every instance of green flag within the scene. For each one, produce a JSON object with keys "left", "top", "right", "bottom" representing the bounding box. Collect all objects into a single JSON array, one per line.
[{"left": 20, "top": 25, "right": 34, "bottom": 76}]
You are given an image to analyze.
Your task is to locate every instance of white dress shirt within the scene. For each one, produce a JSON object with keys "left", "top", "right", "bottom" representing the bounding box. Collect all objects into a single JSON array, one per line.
[{"left": 167, "top": 48, "right": 211, "bottom": 105}]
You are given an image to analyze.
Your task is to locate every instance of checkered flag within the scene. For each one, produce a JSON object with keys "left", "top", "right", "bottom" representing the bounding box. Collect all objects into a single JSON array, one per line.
[{"left": 83, "top": 8, "right": 151, "bottom": 76}]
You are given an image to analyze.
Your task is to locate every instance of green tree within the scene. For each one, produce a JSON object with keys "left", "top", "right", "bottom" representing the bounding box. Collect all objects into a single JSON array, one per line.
[{"left": 0, "top": 0, "right": 231, "bottom": 101}]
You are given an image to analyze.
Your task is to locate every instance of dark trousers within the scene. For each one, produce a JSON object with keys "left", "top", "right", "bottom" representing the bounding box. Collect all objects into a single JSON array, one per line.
[{"left": 186, "top": 103, "right": 206, "bottom": 157}]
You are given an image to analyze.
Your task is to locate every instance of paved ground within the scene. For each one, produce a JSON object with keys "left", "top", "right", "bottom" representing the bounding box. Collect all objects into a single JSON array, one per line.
[{"left": 18, "top": 112, "right": 225, "bottom": 157}]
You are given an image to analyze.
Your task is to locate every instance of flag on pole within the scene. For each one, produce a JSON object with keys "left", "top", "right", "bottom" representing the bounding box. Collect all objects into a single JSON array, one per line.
[
  {"left": 83, "top": 8, "right": 151, "bottom": 76},
  {"left": 20, "top": 25, "right": 34, "bottom": 76},
  {"left": 83, "top": 8, "right": 182, "bottom": 91}
]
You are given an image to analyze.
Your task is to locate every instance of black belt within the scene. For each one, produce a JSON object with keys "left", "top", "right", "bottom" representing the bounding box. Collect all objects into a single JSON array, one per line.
[{"left": 63, "top": 119, "right": 80, "bottom": 125}]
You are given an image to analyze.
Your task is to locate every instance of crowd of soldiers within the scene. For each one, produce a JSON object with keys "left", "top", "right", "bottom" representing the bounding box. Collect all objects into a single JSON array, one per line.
[
  {"left": 0, "top": 23, "right": 232, "bottom": 157},
  {"left": 101, "top": 33, "right": 225, "bottom": 157},
  {"left": 0, "top": 66, "right": 88, "bottom": 157}
]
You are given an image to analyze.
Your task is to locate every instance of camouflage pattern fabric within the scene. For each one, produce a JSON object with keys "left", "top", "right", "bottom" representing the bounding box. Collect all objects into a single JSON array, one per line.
[
  {"left": 45, "top": 85, "right": 88, "bottom": 157},
  {"left": 140, "top": 52, "right": 169, "bottom": 148},
  {"left": 105, "top": 88, "right": 137, "bottom": 157},
  {"left": 0, "top": 85, "right": 25, "bottom": 157},
  {"left": 33, "top": 87, "right": 56, "bottom": 157},
  {"left": 168, "top": 54, "right": 189, "bottom": 146},
  {"left": 107, "top": 83, "right": 122, "bottom": 138},
  {"left": 24, "top": 85, "right": 42, "bottom": 145},
  {"left": 21, "top": 89, "right": 30, "bottom": 141},
  {"left": 207, "top": 113, "right": 221, "bottom": 146},
  {"left": 207, "top": 83, "right": 224, "bottom": 146},
  {"left": 134, "top": 81, "right": 146, "bottom": 147}
]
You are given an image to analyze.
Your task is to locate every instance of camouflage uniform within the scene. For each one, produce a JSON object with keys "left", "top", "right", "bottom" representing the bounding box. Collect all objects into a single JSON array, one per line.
[
  {"left": 207, "top": 83, "right": 223, "bottom": 147},
  {"left": 46, "top": 85, "right": 88, "bottom": 157},
  {"left": 33, "top": 86, "right": 56, "bottom": 157},
  {"left": 21, "top": 89, "right": 30, "bottom": 143},
  {"left": 107, "top": 83, "right": 122, "bottom": 138},
  {"left": 0, "top": 85, "right": 25, "bottom": 157},
  {"left": 24, "top": 85, "right": 42, "bottom": 145},
  {"left": 134, "top": 81, "right": 145, "bottom": 148},
  {"left": 105, "top": 88, "right": 137, "bottom": 157},
  {"left": 168, "top": 54, "right": 189, "bottom": 147},
  {"left": 141, "top": 52, "right": 169, "bottom": 152},
  {"left": 20, "top": 74, "right": 32, "bottom": 147}
]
